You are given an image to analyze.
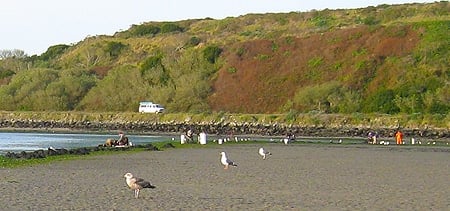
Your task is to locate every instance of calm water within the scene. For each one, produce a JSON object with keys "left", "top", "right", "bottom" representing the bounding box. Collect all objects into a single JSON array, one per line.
[{"left": 0, "top": 132, "right": 173, "bottom": 154}]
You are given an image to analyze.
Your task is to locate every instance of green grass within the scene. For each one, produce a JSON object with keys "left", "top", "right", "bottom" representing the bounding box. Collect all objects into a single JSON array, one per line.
[
  {"left": 0, "top": 140, "right": 266, "bottom": 168},
  {"left": 0, "top": 148, "right": 141, "bottom": 168}
]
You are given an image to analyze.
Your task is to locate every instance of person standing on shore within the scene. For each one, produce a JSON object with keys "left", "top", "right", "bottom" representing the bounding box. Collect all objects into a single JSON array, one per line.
[
  {"left": 117, "top": 131, "right": 126, "bottom": 145},
  {"left": 395, "top": 130, "right": 403, "bottom": 145}
]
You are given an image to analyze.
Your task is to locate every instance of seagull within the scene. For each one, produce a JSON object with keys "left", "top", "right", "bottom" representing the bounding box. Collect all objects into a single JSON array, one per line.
[
  {"left": 124, "top": 173, "right": 156, "bottom": 198},
  {"left": 258, "top": 147, "right": 272, "bottom": 160},
  {"left": 220, "top": 152, "right": 237, "bottom": 169}
]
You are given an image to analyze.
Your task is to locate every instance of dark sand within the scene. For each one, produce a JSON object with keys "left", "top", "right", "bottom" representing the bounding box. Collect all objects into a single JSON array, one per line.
[{"left": 1, "top": 143, "right": 449, "bottom": 210}]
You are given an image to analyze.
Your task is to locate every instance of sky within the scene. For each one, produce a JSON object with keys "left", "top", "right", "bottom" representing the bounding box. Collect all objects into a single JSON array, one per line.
[{"left": 0, "top": 0, "right": 437, "bottom": 55}]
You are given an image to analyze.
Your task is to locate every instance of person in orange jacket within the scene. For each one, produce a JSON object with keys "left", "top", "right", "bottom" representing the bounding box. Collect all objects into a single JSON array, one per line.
[{"left": 395, "top": 130, "right": 404, "bottom": 145}]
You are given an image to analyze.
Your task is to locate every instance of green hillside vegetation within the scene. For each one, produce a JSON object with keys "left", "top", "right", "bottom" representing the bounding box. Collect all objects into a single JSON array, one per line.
[{"left": 0, "top": 2, "right": 449, "bottom": 117}]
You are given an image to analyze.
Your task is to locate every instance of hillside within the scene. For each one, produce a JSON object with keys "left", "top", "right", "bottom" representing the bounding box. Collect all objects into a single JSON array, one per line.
[{"left": 0, "top": 2, "right": 449, "bottom": 115}]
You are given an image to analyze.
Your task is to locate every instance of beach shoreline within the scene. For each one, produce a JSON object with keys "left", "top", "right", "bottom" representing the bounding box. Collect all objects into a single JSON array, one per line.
[{"left": 1, "top": 143, "right": 448, "bottom": 210}]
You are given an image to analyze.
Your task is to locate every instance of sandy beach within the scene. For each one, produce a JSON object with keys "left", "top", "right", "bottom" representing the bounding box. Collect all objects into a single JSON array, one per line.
[{"left": 1, "top": 143, "right": 449, "bottom": 210}]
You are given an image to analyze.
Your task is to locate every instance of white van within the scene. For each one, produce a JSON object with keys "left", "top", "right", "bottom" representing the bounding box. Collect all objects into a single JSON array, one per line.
[{"left": 139, "top": 102, "right": 165, "bottom": 113}]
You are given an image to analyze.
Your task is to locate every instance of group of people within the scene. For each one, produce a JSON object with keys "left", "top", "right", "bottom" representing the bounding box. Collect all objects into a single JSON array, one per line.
[
  {"left": 103, "top": 132, "right": 130, "bottom": 147},
  {"left": 107, "top": 129, "right": 407, "bottom": 147},
  {"left": 367, "top": 130, "right": 404, "bottom": 145}
]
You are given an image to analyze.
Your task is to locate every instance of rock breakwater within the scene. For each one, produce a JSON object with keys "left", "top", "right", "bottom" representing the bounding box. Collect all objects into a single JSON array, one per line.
[{"left": 0, "top": 118, "right": 448, "bottom": 140}]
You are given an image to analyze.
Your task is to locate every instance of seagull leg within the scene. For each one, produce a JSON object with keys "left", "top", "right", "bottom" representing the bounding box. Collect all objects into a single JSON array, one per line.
[
  {"left": 135, "top": 189, "right": 140, "bottom": 198},
  {"left": 224, "top": 165, "right": 228, "bottom": 170}
]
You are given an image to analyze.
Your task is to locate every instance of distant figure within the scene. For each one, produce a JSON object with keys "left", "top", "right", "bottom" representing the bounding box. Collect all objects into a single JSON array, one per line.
[
  {"left": 118, "top": 131, "right": 124, "bottom": 142},
  {"left": 395, "top": 130, "right": 403, "bottom": 145},
  {"left": 117, "top": 132, "right": 124, "bottom": 145},
  {"left": 288, "top": 133, "right": 295, "bottom": 142},
  {"left": 283, "top": 132, "right": 295, "bottom": 144},
  {"left": 117, "top": 132, "right": 129, "bottom": 146},
  {"left": 104, "top": 138, "right": 115, "bottom": 147},
  {"left": 367, "top": 132, "right": 378, "bottom": 144},
  {"left": 186, "top": 129, "right": 194, "bottom": 143},
  {"left": 199, "top": 131, "right": 207, "bottom": 145}
]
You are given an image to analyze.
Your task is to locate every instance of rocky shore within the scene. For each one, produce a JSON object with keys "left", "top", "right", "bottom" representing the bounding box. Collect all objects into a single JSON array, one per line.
[{"left": 0, "top": 117, "right": 448, "bottom": 140}]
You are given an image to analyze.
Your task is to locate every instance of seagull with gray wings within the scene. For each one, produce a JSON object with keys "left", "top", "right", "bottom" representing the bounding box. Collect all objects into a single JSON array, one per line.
[
  {"left": 220, "top": 151, "right": 237, "bottom": 169},
  {"left": 124, "top": 172, "right": 156, "bottom": 198},
  {"left": 258, "top": 147, "right": 272, "bottom": 160}
]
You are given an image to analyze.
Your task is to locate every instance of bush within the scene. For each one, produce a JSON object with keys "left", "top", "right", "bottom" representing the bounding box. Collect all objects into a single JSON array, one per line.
[
  {"left": 160, "top": 23, "right": 184, "bottom": 33},
  {"left": 185, "top": 36, "right": 201, "bottom": 47},
  {"left": 203, "top": 45, "right": 222, "bottom": 64},
  {"left": 363, "top": 16, "right": 379, "bottom": 25},
  {"left": 104, "top": 41, "right": 126, "bottom": 58},
  {"left": 362, "top": 89, "right": 400, "bottom": 114},
  {"left": 40, "top": 44, "right": 70, "bottom": 61},
  {"left": 131, "top": 24, "right": 160, "bottom": 36},
  {"left": 0, "top": 69, "right": 15, "bottom": 79},
  {"left": 427, "top": 102, "right": 449, "bottom": 114},
  {"left": 140, "top": 55, "right": 163, "bottom": 73}
]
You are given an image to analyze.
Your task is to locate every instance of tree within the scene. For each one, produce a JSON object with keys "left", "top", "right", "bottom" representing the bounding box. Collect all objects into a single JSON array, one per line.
[
  {"left": 0, "top": 68, "right": 59, "bottom": 110},
  {"left": 77, "top": 65, "right": 150, "bottom": 111},
  {"left": 0, "top": 49, "right": 27, "bottom": 59}
]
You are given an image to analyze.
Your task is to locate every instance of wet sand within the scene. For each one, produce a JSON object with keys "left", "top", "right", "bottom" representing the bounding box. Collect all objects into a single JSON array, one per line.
[{"left": 1, "top": 143, "right": 449, "bottom": 210}]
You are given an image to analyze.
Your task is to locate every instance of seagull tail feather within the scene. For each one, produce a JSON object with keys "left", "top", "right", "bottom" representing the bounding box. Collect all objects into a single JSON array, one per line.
[{"left": 143, "top": 182, "right": 156, "bottom": 189}]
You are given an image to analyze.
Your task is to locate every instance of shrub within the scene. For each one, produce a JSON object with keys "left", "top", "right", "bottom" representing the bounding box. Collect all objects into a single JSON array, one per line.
[
  {"left": 255, "top": 54, "right": 270, "bottom": 61},
  {"left": 362, "top": 89, "right": 400, "bottom": 114},
  {"left": 104, "top": 41, "right": 126, "bottom": 58},
  {"left": 284, "top": 109, "right": 299, "bottom": 122},
  {"left": 140, "top": 55, "right": 163, "bottom": 73},
  {"left": 307, "top": 57, "right": 323, "bottom": 68},
  {"left": 160, "top": 23, "right": 184, "bottom": 33},
  {"left": 236, "top": 47, "right": 245, "bottom": 57},
  {"left": 227, "top": 67, "right": 237, "bottom": 73},
  {"left": 202, "top": 45, "right": 222, "bottom": 64},
  {"left": 186, "top": 36, "right": 201, "bottom": 47},
  {"left": 427, "top": 102, "right": 449, "bottom": 114},
  {"left": 363, "top": 16, "right": 379, "bottom": 25},
  {"left": 40, "top": 44, "right": 70, "bottom": 61},
  {"left": 285, "top": 36, "right": 295, "bottom": 45},
  {"left": 0, "top": 69, "right": 15, "bottom": 79},
  {"left": 131, "top": 24, "right": 160, "bottom": 36},
  {"left": 271, "top": 41, "right": 279, "bottom": 52}
]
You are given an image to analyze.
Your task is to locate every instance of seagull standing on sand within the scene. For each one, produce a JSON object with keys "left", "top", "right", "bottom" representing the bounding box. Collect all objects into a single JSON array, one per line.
[
  {"left": 124, "top": 173, "right": 156, "bottom": 198},
  {"left": 258, "top": 147, "right": 272, "bottom": 160},
  {"left": 220, "top": 151, "right": 237, "bottom": 169}
]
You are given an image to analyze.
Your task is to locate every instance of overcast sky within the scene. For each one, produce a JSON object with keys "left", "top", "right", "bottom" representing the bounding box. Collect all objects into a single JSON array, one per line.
[{"left": 0, "top": 0, "right": 437, "bottom": 55}]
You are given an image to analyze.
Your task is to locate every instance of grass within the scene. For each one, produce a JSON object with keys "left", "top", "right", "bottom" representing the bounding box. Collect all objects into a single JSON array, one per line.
[
  {"left": 0, "top": 148, "right": 139, "bottom": 168},
  {"left": 0, "top": 140, "right": 264, "bottom": 168}
]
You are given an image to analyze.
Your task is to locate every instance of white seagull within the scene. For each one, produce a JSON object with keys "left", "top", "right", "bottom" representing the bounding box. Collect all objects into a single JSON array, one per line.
[
  {"left": 220, "top": 151, "right": 237, "bottom": 169},
  {"left": 124, "top": 173, "right": 156, "bottom": 198},
  {"left": 258, "top": 147, "right": 272, "bottom": 160}
]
